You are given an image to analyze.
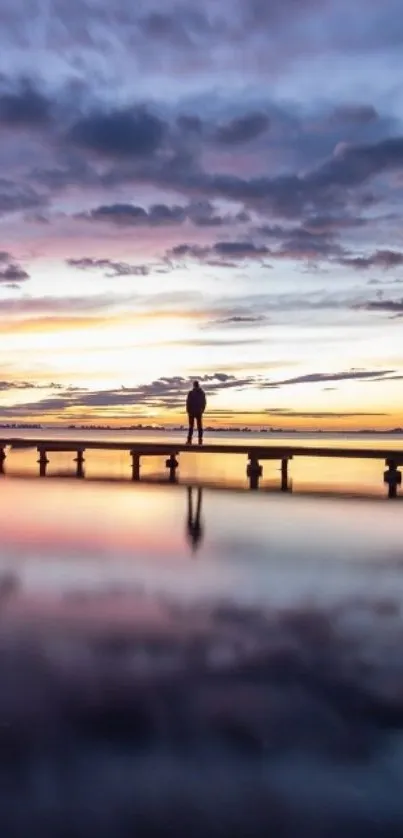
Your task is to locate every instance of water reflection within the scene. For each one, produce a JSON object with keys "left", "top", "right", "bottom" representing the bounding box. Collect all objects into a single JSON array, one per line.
[
  {"left": 186, "top": 487, "right": 204, "bottom": 552},
  {"left": 0, "top": 572, "right": 19, "bottom": 602}
]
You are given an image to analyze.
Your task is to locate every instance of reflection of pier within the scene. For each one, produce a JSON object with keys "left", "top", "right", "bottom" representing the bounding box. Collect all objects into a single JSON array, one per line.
[
  {"left": 186, "top": 488, "right": 204, "bottom": 552},
  {"left": 1, "top": 439, "right": 402, "bottom": 497}
]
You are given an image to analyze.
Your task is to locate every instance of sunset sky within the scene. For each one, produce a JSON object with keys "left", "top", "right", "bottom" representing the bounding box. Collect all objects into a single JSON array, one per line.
[{"left": 0, "top": 0, "right": 403, "bottom": 429}]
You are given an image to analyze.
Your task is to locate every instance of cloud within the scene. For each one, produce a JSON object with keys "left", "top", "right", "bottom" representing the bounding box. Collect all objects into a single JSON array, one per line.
[
  {"left": 310, "top": 137, "right": 403, "bottom": 189},
  {"left": 0, "top": 252, "right": 29, "bottom": 285},
  {"left": 213, "top": 241, "right": 270, "bottom": 259},
  {"left": 168, "top": 240, "right": 271, "bottom": 265},
  {"left": 77, "top": 200, "right": 249, "bottom": 229},
  {"left": 168, "top": 229, "right": 345, "bottom": 266},
  {"left": 79, "top": 203, "right": 187, "bottom": 227},
  {"left": 151, "top": 135, "right": 403, "bottom": 220},
  {"left": 66, "top": 258, "right": 149, "bottom": 277},
  {"left": 267, "top": 408, "right": 388, "bottom": 418},
  {"left": 0, "top": 373, "right": 257, "bottom": 417},
  {"left": 0, "top": 380, "right": 62, "bottom": 391},
  {"left": 0, "top": 79, "right": 51, "bottom": 128},
  {"left": 261, "top": 369, "right": 396, "bottom": 388},
  {"left": 213, "top": 315, "right": 267, "bottom": 325},
  {"left": 359, "top": 299, "right": 403, "bottom": 314},
  {"left": 275, "top": 229, "right": 343, "bottom": 261},
  {"left": 214, "top": 112, "right": 270, "bottom": 145},
  {"left": 340, "top": 250, "right": 403, "bottom": 270},
  {"left": 0, "top": 180, "right": 45, "bottom": 217},
  {"left": 69, "top": 106, "right": 166, "bottom": 159},
  {"left": 329, "top": 104, "right": 379, "bottom": 125}
]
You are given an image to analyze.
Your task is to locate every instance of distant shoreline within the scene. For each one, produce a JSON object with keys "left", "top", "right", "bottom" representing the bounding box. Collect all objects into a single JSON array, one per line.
[{"left": 0, "top": 423, "right": 402, "bottom": 436}]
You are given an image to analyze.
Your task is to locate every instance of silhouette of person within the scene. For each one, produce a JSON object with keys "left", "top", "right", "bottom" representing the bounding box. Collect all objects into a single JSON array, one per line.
[
  {"left": 186, "top": 487, "right": 204, "bottom": 552},
  {"left": 186, "top": 380, "right": 206, "bottom": 445}
]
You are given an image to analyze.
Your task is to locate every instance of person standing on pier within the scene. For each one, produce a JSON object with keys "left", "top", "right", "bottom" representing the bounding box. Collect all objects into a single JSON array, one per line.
[{"left": 186, "top": 381, "right": 206, "bottom": 445}]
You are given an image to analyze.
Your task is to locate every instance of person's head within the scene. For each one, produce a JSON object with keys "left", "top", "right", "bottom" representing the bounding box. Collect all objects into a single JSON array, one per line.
[{"left": 193, "top": 380, "right": 199, "bottom": 389}]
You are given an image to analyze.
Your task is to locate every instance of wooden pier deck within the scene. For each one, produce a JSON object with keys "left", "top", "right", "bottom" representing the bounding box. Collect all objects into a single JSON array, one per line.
[{"left": 1, "top": 437, "right": 402, "bottom": 496}]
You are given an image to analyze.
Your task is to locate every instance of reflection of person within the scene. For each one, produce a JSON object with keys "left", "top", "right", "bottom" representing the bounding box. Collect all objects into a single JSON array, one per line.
[
  {"left": 186, "top": 487, "right": 204, "bottom": 552},
  {"left": 0, "top": 572, "right": 19, "bottom": 602},
  {"left": 186, "top": 381, "right": 206, "bottom": 445}
]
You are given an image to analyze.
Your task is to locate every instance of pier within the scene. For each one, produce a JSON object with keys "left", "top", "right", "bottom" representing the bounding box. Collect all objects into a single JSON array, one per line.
[{"left": 1, "top": 438, "right": 402, "bottom": 497}]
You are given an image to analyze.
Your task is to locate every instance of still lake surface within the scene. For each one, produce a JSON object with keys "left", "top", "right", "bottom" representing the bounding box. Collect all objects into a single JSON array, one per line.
[
  {"left": 0, "top": 429, "right": 402, "bottom": 616},
  {"left": 1, "top": 430, "right": 403, "bottom": 835}
]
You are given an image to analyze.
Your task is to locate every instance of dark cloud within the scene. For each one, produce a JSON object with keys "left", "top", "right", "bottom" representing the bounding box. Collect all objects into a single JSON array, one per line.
[
  {"left": 261, "top": 369, "right": 396, "bottom": 388},
  {"left": 340, "top": 249, "right": 403, "bottom": 270},
  {"left": 255, "top": 221, "right": 346, "bottom": 261},
  {"left": 171, "top": 337, "right": 266, "bottom": 348},
  {"left": 310, "top": 137, "right": 403, "bottom": 189},
  {"left": 359, "top": 299, "right": 403, "bottom": 314},
  {"left": 214, "top": 112, "right": 270, "bottom": 145},
  {"left": 79, "top": 202, "right": 187, "bottom": 227},
  {"left": 214, "top": 241, "right": 270, "bottom": 258},
  {"left": 69, "top": 107, "right": 166, "bottom": 159},
  {"left": 0, "top": 252, "right": 29, "bottom": 284},
  {"left": 0, "top": 373, "right": 257, "bottom": 416},
  {"left": 176, "top": 114, "right": 204, "bottom": 134},
  {"left": 0, "top": 380, "right": 62, "bottom": 391},
  {"left": 187, "top": 202, "right": 250, "bottom": 228},
  {"left": 267, "top": 408, "right": 387, "bottom": 418},
  {"left": 169, "top": 229, "right": 344, "bottom": 265},
  {"left": 214, "top": 315, "right": 267, "bottom": 325},
  {"left": 138, "top": 8, "right": 216, "bottom": 46},
  {"left": 78, "top": 201, "right": 238, "bottom": 229},
  {"left": 168, "top": 240, "right": 270, "bottom": 265},
  {"left": 152, "top": 135, "right": 403, "bottom": 220},
  {"left": 13, "top": 86, "right": 398, "bottom": 225},
  {"left": 0, "top": 79, "right": 51, "bottom": 128},
  {"left": 276, "top": 229, "right": 343, "bottom": 261},
  {"left": 77, "top": 200, "right": 249, "bottom": 230},
  {"left": 67, "top": 258, "right": 149, "bottom": 277},
  {"left": 0, "top": 179, "right": 45, "bottom": 217},
  {"left": 330, "top": 105, "right": 379, "bottom": 125}
]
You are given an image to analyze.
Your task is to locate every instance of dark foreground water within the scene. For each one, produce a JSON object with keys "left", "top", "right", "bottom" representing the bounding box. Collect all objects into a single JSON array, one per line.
[{"left": 1, "top": 476, "right": 403, "bottom": 836}]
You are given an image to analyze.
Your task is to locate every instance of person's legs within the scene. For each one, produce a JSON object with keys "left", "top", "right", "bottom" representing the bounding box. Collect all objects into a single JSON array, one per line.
[
  {"left": 196, "top": 414, "right": 203, "bottom": 444},
  {"left": 187, "top": 414, "right": 195, "bottom": 443}
]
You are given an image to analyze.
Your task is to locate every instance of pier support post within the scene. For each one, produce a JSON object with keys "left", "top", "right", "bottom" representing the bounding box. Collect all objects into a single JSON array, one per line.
[
  {"left": 247, "top": 455, "right": 262, "bottom": 490},
  {"left": 37, "top": 447, "right": 49, "bottom": 477},
  {"left": 281, "top": 457, "right": 292, "bottom": 492},
  {"left": 384, "top": 458, "right": 402, "bottom": 499},
  {"left": 166, "top": 453, "right": 179, "bottom": 483},
  {"left": 74, "top": 449, "right": 85, "bottom": 479},
  {"left": 0, "top": 447, "right": 6, "bottom": 475},
  {"left": 130, "top": 451, "right": 141, "bottom": 481}
]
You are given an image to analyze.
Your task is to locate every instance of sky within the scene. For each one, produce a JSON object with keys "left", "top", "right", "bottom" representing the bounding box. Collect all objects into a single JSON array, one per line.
[{"left": 0, "top": 0, "right": 403, "bottom": 430}]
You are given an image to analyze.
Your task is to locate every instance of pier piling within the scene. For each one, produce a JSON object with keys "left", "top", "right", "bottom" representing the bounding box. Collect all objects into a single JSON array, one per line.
[
  {"left": 384, "top": 458, "right": 402, "bottom": 499},
  {"left": 37, "top": 448, "right": 49, "bottom": 477},
  {"left": 130, "top": 451, "right": 141, "bottom": 481},
  {"left": 247, "top": 456, "right": 263, "bottom": 490},
  {"left": 74, "top": 449, "right": 85, "bottom": 479},
  {"left": 166, "top": 453, "right": 179, "bottom": 483},
  {"left": 281, "top": 458, "right": 291, "bottom": 492}
]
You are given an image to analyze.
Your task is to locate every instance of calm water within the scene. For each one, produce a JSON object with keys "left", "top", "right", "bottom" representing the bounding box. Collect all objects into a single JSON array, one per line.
[
  {"left": 1, "top": 435, "right": 403, "bottom": 836},
  {"left": 1, "top": 470, "right": 403, "bottom": 617}
]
